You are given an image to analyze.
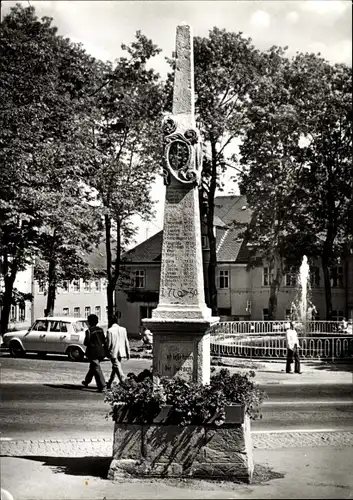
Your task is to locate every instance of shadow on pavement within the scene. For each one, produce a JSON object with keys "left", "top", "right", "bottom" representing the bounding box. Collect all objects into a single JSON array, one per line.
[
  {"left": 304, "top": 361, "right": 353, "bottom": 373},
  {"left": 5, "top": 456, "right": 111, "bottom": 479},
  {"left": 4, "top": 456, "right": 285, "bottom": 485},
  {"left": 44, "top": 383, "right": 100, "bottom": 393}
]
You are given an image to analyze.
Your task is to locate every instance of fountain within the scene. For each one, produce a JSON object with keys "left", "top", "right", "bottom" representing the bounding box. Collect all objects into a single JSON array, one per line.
[{"left": 289, "top": 255, "right": 317, "bottom": 334}]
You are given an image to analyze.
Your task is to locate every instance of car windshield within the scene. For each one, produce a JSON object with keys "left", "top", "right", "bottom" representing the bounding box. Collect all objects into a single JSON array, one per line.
[{"left": 73, "top": 320, "right": 88, "bottom": 333}]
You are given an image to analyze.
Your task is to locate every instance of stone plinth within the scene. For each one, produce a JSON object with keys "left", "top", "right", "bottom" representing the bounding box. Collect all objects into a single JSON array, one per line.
[
  {"left": 148, "top": 323, "right": 212, "bottom": 384},
  {"left": 107, "top": 406, "right": 253, "bottom": 483}
]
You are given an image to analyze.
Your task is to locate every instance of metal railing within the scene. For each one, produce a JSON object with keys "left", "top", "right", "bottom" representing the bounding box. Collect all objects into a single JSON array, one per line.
[
  {"left": 210, "top": 321, "right": 353, "bottom": 360},
  {"left": 210, "top": 320, "right": 347, "bottom": 336},
  {"left": 211, "top": 335, "right": 353, "bottom": 360}
]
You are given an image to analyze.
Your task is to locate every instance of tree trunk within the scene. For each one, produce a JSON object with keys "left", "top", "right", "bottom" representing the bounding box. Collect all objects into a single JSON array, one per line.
[
  {"left": 207, "top": 140, "right": 218, "bottom": 316},
  {"left": 321, "top": 254, "right": 332, "bottom": 320},
  {"left": 112, "top": 219, "right": 121, "bottom": 323},
  {"left": 268, "top": 256, "right": 283, "bottom": 320},
  {"left": 105, "top": 214, "right": 114, "bottom": 327},
  {"left": 321, "top": 228, "right": 336, "bottom": 320},
  {"left": 45, "top": 259, "right": 57, "bottom": 317},
  {"left": 0, "top": 253, "right": 18, "bottom": 335}
]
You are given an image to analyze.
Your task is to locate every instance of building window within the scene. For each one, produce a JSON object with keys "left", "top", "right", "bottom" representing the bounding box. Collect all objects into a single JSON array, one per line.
[
  {"left": 63, "top": 307, "right": 69, "bottom": 316},
  {"left": 85, "top": 306, "right": 91, "bottom": 318},
  {"left": 263, "top": 308, "right": 269, "bottom": 321},
  {"left": 94, "top": 280, "right": 101, "bottom": 292},
  {"left": 332, "top": 310, "right": 344, "bottom": 321},
  {"left": 10, "top": 305, "right": 17, "bottom": 321},
  {"left": 19, "top": 303, "right": 25, "bottom": 322},
  {"left": 134, "top": 270, "right": 145, "bottom": 288},
  {"left": 73, "top": 279, "right": 80, "bottom": 293},
  {"left": 62, "top": 281, "right": 69, "bottom": 293},
  {"left": 218, "top": 308, "right": 231, "bottom": 317},
  {"left": 263, "top": 267, "right": 273, "bottom": 286},
  {"left": 74, "top": 307, "right": 80, "bottom": 318},
  {"left": 330, "top": 267, "right": 343, "bottom": 288},
  {"left": 84, "top": 280, "right": 91, "bottom": 292},
  {"left": 217, "top": 270, "right": 229, "bottom": 289},
  {"left": 310, "top": 267, "right": 320, "bottom": 287},
  {"left": 285, "top": 271, "right": 297, "bottom": 287},
  {"left": 95, "top": 306, "right": 101, "bottom": 319},
  {"left": 140, "top": 306, "right": 154, "bottom": 325},
  {"left": 38, "top": 281, "right": 45, "bottom": 294}
]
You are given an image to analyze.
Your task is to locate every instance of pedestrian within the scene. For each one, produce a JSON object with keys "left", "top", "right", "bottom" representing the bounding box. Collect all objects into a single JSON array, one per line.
[
  {"left": 106, "top": 314, "right": 130, "bottom": 389},
  {"left": 339, "top": 317, "right": 348, "bottom": 333},
  {"left": 285, "top": 321, "right": 301, "bottom": 374},
  {"left": 141, "top": 326, "right": 153, "bottom": 348},
  {"left": 82, "top": 314, "right": 106, "bottom": 392}
]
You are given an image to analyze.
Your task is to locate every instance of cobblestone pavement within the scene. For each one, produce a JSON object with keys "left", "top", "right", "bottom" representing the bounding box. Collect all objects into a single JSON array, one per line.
[{"left": 1, "top": 431, "right": 353, "bottom": 457}]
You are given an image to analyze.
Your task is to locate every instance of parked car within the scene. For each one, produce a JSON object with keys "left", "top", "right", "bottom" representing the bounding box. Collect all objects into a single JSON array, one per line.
[{"left": 3, "top": 316, "right": 89, "bottom": 361}]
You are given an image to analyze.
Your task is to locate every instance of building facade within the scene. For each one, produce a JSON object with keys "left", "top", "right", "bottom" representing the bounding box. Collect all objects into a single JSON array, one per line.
[
  {"left": 116, "top": 195, "right": 353, "bottom": 336},
  {"left": 1, "top": 245, "right": 109, "bottom": 332}
]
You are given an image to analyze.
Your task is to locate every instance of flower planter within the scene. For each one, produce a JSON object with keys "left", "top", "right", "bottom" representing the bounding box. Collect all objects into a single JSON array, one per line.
[{"left": 107, "top": 403, "right": 254, "bottom": 483}]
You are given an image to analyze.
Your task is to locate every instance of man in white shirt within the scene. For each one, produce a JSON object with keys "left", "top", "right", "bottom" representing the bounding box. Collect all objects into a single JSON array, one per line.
[
  {"left": 285, "top": 322, "right": 301, "bottom": 374},
  {"left": 106, "top": 314, "right": 130, "bottom": 389}
]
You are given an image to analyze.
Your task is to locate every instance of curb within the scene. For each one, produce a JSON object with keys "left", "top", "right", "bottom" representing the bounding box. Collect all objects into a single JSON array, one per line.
[{"left": 1, "top": 431, "right": 353, "bottom": 457}]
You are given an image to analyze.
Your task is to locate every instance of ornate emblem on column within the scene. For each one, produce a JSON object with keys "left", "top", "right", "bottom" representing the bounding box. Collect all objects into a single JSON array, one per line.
[{"left": 162, "top": 117, "right": 202, "bottom": 185}]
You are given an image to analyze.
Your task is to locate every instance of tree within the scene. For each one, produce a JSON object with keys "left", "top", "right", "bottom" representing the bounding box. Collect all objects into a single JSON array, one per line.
[
  {"left": 86, "top": 32, "right": 165, "bottom": 326},
  {"left": 0, "top": 4, "right": 99, "bottom": 331},
  {"left": 34, "top": 188, "right": 102, "bottom": 316},
  {"left": 192, "top": 28, "right": 264, "bottom": 314},
  {"left": 239, "top": 50, "right": 352, "bottom": 319},
  {"left": 290, "top": 56, "right": 352, "bottom": 318}
]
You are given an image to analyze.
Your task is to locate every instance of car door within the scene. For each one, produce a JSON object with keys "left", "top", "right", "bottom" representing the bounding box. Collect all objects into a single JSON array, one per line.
[
  {"left": 46, "top": 320, "right": 70, "bottom": 354},
  {"left": 22, "top": 319, "right": 49, "bottom": 352}
]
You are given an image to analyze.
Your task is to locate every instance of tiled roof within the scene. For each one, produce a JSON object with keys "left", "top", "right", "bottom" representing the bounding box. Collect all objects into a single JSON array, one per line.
[
  {"left": 216, "top": 226, "right": 249, "bottom": 263},
  {"left": 34, "top": 241, "right": 108, "bottom": 273},
  {"left": 213, "top": 214, "right": 227, "bottom": 228},
  {"left": 84, "top": 241, "right": 110, "bottom": 271},
  {"left": 214, "top": 195, "right": 252, "bottom": 226},
  {"left": 123, "top": 231, "right": 163, "bottom": 263},
  {"left": 123, "top": 195, "right": 252, "bottom": 264}
]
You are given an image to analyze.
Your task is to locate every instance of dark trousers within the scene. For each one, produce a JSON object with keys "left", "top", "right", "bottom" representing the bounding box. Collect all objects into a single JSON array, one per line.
[
  {"left": 107, "top": 356, "right": 125, "bottom": 386},
  {"left": 286, "top": 346, "right": 301, "bottom": 373},
  {"left": 84, "top": 359, "right": 106, "bottom": 390}
]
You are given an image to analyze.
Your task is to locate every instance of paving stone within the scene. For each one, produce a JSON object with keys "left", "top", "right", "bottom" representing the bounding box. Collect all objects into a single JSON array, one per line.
[{"left": 1, "top": 432, "right": 353, "bottom": 458}]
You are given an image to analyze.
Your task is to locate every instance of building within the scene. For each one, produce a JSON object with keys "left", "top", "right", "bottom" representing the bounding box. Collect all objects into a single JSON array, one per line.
[
  {"left": 1, "top": 245, "right": 109, "bottom": 332},
  {"left": 34, "top": 245, "right": 109, "bottom": 326},
  {"left": 116, "top": 195, "right": 353, "bottom": 336},
  {"left": 1, "top": 267, "right": 33, "bottom": 331}
]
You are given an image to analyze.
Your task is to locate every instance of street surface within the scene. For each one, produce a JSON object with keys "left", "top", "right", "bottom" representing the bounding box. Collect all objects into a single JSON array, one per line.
[{"left": 1, "top": 354, "right": 353, "bottom": 439}]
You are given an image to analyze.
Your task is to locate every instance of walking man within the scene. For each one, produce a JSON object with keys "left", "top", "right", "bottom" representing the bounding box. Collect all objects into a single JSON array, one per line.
[
  {"left": 285, "top": 322, "right": 301, "bottom": 374},
  {"left": 82, "top": 314, "right": 106, "bottom": 392},
  {"left": 106, "top": 314, "right": 130, "bottom": 389}
]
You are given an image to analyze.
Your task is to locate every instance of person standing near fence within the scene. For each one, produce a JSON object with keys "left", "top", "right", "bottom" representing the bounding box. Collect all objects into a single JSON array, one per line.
[{"left": 285, "top": 322, "right": 301, "bottom": 374}]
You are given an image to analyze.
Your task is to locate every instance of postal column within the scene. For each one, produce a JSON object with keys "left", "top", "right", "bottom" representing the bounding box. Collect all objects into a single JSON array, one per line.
[{"left": 144, "top": 24, "right": 218, "bottom": 384}]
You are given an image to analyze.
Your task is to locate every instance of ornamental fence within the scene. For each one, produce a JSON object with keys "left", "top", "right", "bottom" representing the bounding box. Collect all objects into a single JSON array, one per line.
[
  {"left": 210, "top": 320, "right": 346, "bottom": 336},
  {"left": 210, "top": 321, "right": 353, "bottom": 360}
]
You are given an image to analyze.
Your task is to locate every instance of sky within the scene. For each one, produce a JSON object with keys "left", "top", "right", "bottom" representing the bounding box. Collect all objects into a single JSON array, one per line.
[{"left": 3, "top": 0, "right": 352, "bottom": 245}]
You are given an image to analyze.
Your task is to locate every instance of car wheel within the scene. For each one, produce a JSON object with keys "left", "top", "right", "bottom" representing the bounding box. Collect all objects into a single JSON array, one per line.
[
  {"left": 67, "top": 346, "right": 84, "bottom": 362},
  {"left": 9, "top": 341, "right": 25, "bottom": 358}
]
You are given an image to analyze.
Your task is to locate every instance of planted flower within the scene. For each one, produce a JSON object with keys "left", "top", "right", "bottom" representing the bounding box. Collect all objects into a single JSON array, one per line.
[{"left": 105, "top": 368, "right": 267, "bottom": 426}]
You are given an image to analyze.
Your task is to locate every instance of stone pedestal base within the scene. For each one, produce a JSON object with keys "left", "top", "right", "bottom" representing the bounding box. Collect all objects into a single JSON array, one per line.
[
  {"left": 107, "top": 412, "right": 253, "bottom": 483},
  {"left": 144, "top": 318, "right": 218, "bottom": 384}
]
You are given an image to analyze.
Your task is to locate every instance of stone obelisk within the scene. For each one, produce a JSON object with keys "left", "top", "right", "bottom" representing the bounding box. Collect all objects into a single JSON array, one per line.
[{"left": 144, "top": 24, "right": 218, "bottom": 384}]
